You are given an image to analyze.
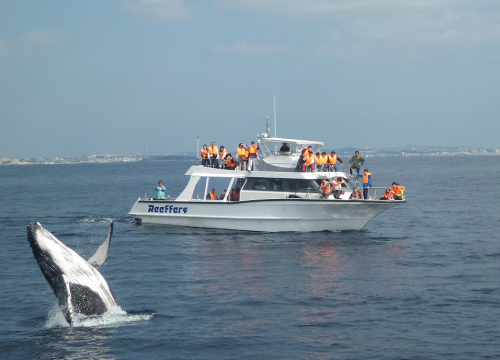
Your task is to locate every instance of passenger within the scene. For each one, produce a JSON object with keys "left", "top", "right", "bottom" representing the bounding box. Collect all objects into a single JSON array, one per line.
[
  {"left": 154, "top": 181, "right": 166, "bottom": 200},
  {"left": 332, "top": 177, "right": 343, "bottom": 198},
  {"left": 319, "top": 179, "right": 331, "bottom": 199},
  {"left": 226, "top": 153, "right": 236, "bottom": 170},
  {"left": 208, "top": 142, "right": 219, "bottom": 168},
  {"left": 357, "top": 169, "right": 372, "bottom": 200},
  {"left": 296, "top": 148, "right": 307, "bottom": 171},
  {"left": 219, "top": 146, "right": 228, "bottom": 169},
  {"left": 280, "top": 143, "right": 290, "bottom": 153},
  {"left": 348, "top": 151, "right": 364, "bottom": 176},
  {"left": 380, "top": 188, "right": 394, "bottom": 200},
  {"left": 230, "top": 187, "right": 241, "bottom": 201},
  {"left": 208, "top": 188, "right": 218, "bottom": 200},
  {"left": 391, "top": 182, "right": 405, "bottom": 200},
  {"left": 302, "top": 152, "right": 315, "bottom": 172},
  {"left": 200, "top": 144, "right": 209, "bottom": 167},
  {"left": 315, "top": 152, "right": 323, "bottom": 172},
  {"left": 320, "top": 152, "right": 328, "bottom": 171},
  {"left": 220, "top": 189, "right": 227, "bottom": 200},
  {"left": 237, "top": 143, "right": 248, "bottom": 171},
  {"left": 248, "top": 141, "right": 260, "bottom": 171},
  {"left": 327, "top": 151, "right": 344, "bottom": 172},
  {"left": 350, "top": 187, "right": 362, "bottom": 199}
]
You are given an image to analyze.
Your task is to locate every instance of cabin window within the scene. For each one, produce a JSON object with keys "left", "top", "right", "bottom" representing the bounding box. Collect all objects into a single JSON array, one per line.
[
  {"left": 191, "top": 176, "right": 233, "bottom": 201},
  {"left": 287, "top": 179, "right": 320, "bottom": 192},
  {"left": 252, "top": 179, "right": 267, "bottom": 190},
  {"left": 270, "top": 179, "right": 283, "bottom": 191}
]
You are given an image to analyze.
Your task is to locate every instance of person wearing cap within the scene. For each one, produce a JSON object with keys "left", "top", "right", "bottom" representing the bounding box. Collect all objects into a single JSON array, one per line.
[{"left": 154, "top": 181, "right": 166, "bottom": 200}]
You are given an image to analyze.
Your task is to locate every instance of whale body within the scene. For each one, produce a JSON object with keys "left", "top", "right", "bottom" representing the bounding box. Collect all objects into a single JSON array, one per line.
[{"left": 27, "top": 221, "right": 119, "bottom": 326}]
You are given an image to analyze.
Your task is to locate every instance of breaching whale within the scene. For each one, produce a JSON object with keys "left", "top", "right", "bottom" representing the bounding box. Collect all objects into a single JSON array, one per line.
[{"left": 27, "top": 221, "right": 119, "bottom": 326}]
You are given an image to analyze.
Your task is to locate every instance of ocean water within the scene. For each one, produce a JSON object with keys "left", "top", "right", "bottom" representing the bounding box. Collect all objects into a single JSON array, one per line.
[{"left": 1, "top": 156, "right": 499, "bottom": 359}]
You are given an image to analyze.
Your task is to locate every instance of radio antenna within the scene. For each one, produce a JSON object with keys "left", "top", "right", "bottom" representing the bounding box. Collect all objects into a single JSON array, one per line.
[{"left": 274, "top": 94, "right": 277, "bottom": 137}]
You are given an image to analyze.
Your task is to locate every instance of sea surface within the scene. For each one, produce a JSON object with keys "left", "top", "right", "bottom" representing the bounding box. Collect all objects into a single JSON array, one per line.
[{"left": 1, "top": 156, "right": 499, "bottom": 359}]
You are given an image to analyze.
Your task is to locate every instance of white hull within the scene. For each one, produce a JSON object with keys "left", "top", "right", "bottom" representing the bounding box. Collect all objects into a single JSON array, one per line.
[{"left": 129, "top": 198, "right": 402, "bottom": 232}]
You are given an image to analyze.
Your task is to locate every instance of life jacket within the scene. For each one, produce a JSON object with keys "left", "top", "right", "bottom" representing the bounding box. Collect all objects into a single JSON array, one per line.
[
  {"left": 315, "top": 155, "right": 323, "bottom": 164},
  {"left": 321, "top": 155, "right": 328, "bottom": 164},
  {"left": 305, "top": 154, "right": 314, "bottom": 164},
  {"left": 383, "top": 190, "right": 394, "bottom": 199},
  {"left": 209, "top": 192, "right": 218, "bottom": 200},
  {"left": 201, "top": 148, "right": 208, "bottom": 158},
  {"left": 303, "top": 150, "right": 309, "bottom": 157},
  {"left": 328, "top": 154, "right": 337, "bottom": 164},
  {"left": 237, "top": 147, "right": 247, "bottom": 157},
  {"left": 219, "top": 149, "right": 227, "bottom": 159},
  {"left": 220, "top": 191, "right": 227, "bottom": 199},
  {"left": 249, "top": 145, "right": 258, "bottom": 155},
  {"left": 322, "top": 182, "right": 331, "bottom": 194},
  {"left": 363, "top": 173, "right": 372, "bottom": 184},
  {"left": 226, "top": 157, "right": 235, "bottom": 167},
  {"left": 232, "top": 191, "right": 240, "bottom": 200},
  {"left": 208, "top": 146, "right": 218, "bottom": 155},
  {"left": 396, "top": 185, "right": 405, "bottom": 196}
]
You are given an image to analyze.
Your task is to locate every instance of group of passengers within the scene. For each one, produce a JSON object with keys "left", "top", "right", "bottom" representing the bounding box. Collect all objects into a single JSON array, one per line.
[
  {"left": 380, "top": 182, "right": 405, "bottom": 201},
  {"left": 298, "top": 146, "right": 344, "bottom": 172},
  {"left": 201, "top": 142, "right": 260, "bottom": 171},
  {"left": 206, "top": 187, "right": 241, "bottom": 201},
  {"left": 319, "top": 175, "right": 366, "bottom": 200}
]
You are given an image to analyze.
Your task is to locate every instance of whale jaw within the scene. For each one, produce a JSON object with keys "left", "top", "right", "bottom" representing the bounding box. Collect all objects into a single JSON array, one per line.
[{"left": 27, "top": 222, "right": 118, "bottom": 326}]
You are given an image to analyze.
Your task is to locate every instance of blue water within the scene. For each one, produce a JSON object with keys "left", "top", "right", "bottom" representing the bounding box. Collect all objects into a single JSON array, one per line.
[{"left": 1, "top": 156, "right": 500, "bottom": 359}]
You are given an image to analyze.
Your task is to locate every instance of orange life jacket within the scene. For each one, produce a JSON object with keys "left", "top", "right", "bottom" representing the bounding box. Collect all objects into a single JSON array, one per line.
[
  {"left": 305, "top": 154, "right": 314, "bottom": 164},
  {"left": 322, "top": 182, "right": 331, "bottom": 194},
  {"left": 208, "top": 146, "right": 218, "bottom": 155},
  {"left": 201, "top": 148, "right": 208, "bottom": 158},
  {"left": 232, "top": 191, "right": 240, "bottom": 200},
  {"left": 383, "top": 190, "right": 394, "bottom": 199},
  {"left": 315, "top": 156, "right": 323, "bottom": 164},
  {"left": 321, "top": 155, "right": 328, "bottom": 163},
  {"left": 396, "top": 185, "right": 405, "bottom": 196},
  {"left": 328, "top": 154, "right": 337, "bottom": 164},
  {"left": 219, "top": 149, "right": 227, "bottom": 159},
  {"left": 363, "top": 173, "right": 372, "bottom": 184},
  {"left": 249, "top": 145, "right": 258, "bottom": 155},
  {"left": 209, "top": 192, "right": 218, "bottom": 200},
  {"left": 226, "top": 157, "right": 235, "bottom": 167},
  {"left": 237, "top": 147, "right": 246, "bottom": 157}
]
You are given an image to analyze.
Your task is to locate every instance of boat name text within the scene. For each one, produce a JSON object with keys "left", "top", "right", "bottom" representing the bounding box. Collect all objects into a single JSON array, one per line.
[{"left": 148, "top": 205, "right": 188, "bottom": 214}]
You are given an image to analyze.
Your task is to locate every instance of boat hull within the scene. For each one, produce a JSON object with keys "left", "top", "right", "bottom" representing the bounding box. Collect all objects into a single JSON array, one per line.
[{"left": 128, "top": 199, "right": 403, "bottom": 232}]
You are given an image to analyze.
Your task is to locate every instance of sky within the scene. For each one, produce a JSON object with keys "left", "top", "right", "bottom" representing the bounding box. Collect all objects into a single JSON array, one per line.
[{"left": 1, "top": 0, "right": 499, "bottom": 158}]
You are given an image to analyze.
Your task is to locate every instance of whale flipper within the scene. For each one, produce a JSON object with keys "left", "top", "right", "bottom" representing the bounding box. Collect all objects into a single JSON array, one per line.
[
  {"left": 27, "top": 222, "right": 119, "bottom": 326},
  {"left": 88, "top": 221, "right": 113, "bottom": 269}
]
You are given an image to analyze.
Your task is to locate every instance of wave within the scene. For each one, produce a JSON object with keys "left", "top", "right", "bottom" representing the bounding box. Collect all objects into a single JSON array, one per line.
[{"left": 44, "top": 304, "right": 155, "bottom": 328}]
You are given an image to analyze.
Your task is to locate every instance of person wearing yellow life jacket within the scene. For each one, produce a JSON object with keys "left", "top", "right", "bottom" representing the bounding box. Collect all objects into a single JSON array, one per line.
[
  {"left": 248, "top": 141, "right": 260, "bottom": 171},
  {"left": 319, "top": 179, "right": 331, "bottom": 199},
  {"left": 200, "top": 144, "right": 209, "bottom": 167},
  {"left": 302, "top": 153, "right": 316, "bottom": 172},
  {"left": 237, "top": 143, "right": 248, "bottom": 171},
  {"left": 315, "top": 152, "right": 323, "bottom": 172},
  {"left": 219, "top": 146, "right": 228, "bottom": 169},
  {"left": 356, "top": 169, "right": 372, "bottom": 200},
  {"left": 226, "top": 153, "right": 236, "bottom": 170},
  {"left": 380, "top": 188, "right": 394, "bottom": 200},
  {"left": 208, "top": 142, "right": 219, "bottom": 168},
  {"left": 320, "top": 152, "right": 328, "bottom": 172},
  {"left": 327, "top": 151, "right": 344, "bottom": 172}
]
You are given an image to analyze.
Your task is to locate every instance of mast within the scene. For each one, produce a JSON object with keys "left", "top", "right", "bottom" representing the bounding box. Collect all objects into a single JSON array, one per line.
[{"left": 274, "top": 94, "right": 277, "bottom": 137}]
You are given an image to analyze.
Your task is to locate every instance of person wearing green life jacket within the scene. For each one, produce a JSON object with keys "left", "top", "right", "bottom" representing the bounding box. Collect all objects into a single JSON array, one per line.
[{"left": 155, "top": 181, "right": 166, "bottom": 200}]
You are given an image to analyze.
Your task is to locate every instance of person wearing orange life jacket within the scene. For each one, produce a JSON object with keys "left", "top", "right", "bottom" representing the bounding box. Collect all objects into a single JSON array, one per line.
[
  {"left": 219, "top": 189, "right": 227, "bottom": 200},
  {"left": 391, "top": 182, "right": 405, "bottom": 200},
  {"left": 200, "top": 144, "right": 209, "bottom": 167},
  {"left": 380, "top": 188, "right": 394, "bottom": 200},
  {"left": 356, "top": 169, "right": 372, "bottom": 200},
  {"left": 237, "top": 143, "right": 248, "bottom": 171},
  {"left": 319, "top": 179, "right": 331, "bottom": 199},
  {"left": 332, "top": 176, "right": 345, "bottom": 198},
  {"left": 230, "top": 187, "right": 241, "bottom": 201},
  {"left": 225, "top": 153, "right": 236, "bottom": 170},
  {"left": 208, "top": 142, "right": 219, "bottom": 168},
  {"left": 302, "top": 153, "right": 316, "bottom": 172},
  {"left": 350, "top": 187, "right": 362, "bottom": 199},
  {"left": 207, "top": 188, "right": 218, "bottom": 200},
  {"left": 320, "top": 152, "right": 329, "bottom": 172},
  {"left": 327, "top": 151, "right": 344, "bottom": 172},
  {"left": 247, "top": 141, "right": 260, "bottom": 171},
  {"left": 219, "top": 146, "right": 228, "bottom": 169}
]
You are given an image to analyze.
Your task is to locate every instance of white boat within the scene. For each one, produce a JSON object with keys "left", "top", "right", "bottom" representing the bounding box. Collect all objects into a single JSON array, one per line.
[{"left": 128, "top": 136, "right": 405, "bottom": 232}]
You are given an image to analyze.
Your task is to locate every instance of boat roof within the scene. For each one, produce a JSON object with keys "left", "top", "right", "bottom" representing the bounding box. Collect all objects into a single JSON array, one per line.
[
  {"left": 257, "top": 136, "right": 324, "bottom": 147},
  {"left": 185, "top": 165, "right": 346, "bottom": 179}
]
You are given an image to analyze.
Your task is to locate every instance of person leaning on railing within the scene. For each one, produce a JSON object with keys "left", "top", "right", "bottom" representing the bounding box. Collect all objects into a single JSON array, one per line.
[
  {"left": 200, "top": 144, "right": 209, "bottom": 167},
  {"left": 208, "top": 142, "right": 219, "bottom": 168},
  {"left": 237, "top": 143, "right": 248, "bottom": 171}
]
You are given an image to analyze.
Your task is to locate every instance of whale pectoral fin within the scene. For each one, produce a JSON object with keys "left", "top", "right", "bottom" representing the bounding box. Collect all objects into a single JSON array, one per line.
[{"left": 88, "top": 221, "right": 113, "bottom": 269}]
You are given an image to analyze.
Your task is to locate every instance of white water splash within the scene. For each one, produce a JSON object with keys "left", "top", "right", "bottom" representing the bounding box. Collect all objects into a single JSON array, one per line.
[{"left": 44, "top": 304, "right": 154, "bottom": 328}]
